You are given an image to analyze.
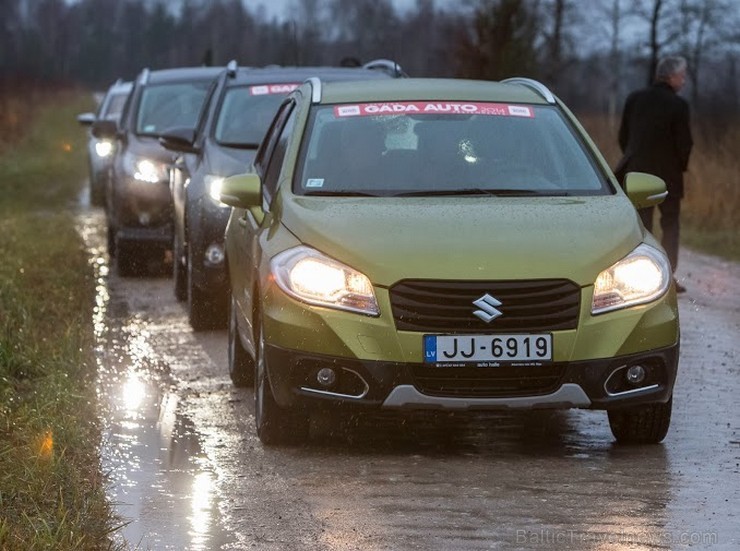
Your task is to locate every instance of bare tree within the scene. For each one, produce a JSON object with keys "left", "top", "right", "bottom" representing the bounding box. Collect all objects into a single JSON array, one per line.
[
  {"left": 677, "top": 0, "right": 738, "bottom": 109},
  {"left": 456, "top": 0, "right": 541, "bottom": 81}
]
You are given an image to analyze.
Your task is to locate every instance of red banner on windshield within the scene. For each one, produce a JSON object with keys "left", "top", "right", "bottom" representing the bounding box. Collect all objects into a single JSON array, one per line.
[
  {"left": 334, "top": 101, "right": 534, "bottom": 118},
  {"left": 249, "top": 83, "right": 300, "bottom": 95}
]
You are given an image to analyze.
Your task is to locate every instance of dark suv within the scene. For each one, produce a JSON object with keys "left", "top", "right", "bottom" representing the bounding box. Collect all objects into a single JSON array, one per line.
[
  {"left": 92, "top": 66, "right": 224, "bottom": 275},
  {"left": 160, "top": 60, "right": 405, "bottom": 329}
]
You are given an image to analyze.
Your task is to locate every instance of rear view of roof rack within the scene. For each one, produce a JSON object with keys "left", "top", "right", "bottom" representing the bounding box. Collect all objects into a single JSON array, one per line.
[
  {"left": 501, "top": 77, "right": 556, "bottom": 104},
  {"left": 362, "top": 59, "right": 407, "bottom": 78},
  {"left": 226, "top": 59, "right": 238, "bottom": 77},
  {"left": 306, "top": 58, "right": 406, "bottom": 104},
  {"left": 138, "top": 68, "right": 151, "bottom": 86}
]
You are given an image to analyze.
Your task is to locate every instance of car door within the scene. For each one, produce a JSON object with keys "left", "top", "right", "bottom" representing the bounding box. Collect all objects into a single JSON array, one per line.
[
  {"left": 230, "top": 99, "right": 297, "bottom": 343},
  {"left": 175, "top": 80, "right": 220, "bottom": 251}
]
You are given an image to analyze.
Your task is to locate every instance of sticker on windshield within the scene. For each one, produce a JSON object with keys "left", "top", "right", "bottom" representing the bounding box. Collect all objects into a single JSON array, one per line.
[
  {"left": 333, "top": 102, "right": 534, "bottom": 118},
  {"left": 250, "top": 83, "right": 300, "bottom": 96},
  {"left": 305, "top": 178, "right": 325, "bottom": 188}
]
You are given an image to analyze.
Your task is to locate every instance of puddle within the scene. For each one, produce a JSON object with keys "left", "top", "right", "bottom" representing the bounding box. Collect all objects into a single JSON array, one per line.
[{"left": 77, "top": 211, "right": 233, "bottom": 550}]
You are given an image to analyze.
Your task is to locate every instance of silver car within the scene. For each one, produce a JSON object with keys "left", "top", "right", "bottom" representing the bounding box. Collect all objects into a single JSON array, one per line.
[{"left": 77, "top": 79, "right": 132, "bottom": 206}]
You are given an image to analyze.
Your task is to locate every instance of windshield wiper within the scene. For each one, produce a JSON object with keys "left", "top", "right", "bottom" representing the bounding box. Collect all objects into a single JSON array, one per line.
[
  {"left": 219, "top": 142, "right": 260, "bottom": 150},
  {"left": 394, "top": 188, "right": 571, "bottom": 197},
  {"left": 303, "top": 190, "right": 381, "bottom": 197}
]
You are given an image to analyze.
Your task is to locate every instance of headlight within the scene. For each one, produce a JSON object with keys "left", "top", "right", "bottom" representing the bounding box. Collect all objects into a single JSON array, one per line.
[
  {"left": 122, "top": 151, "right": 167, "bottom": 183},
  {"left": 592, "top": 243, "right": 671, "bottom": 314},
  {"left": 271, "top": 246, "right": 379, "bottom": 316},
  {"left": 94, "top": 140, "right": 114, "bottom": 158},
  {"left": 204, "top": 175, "right": 227, "bottom": 207}
]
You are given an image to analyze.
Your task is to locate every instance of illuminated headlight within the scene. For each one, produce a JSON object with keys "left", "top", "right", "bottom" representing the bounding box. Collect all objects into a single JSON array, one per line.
[
  {"left": 122, "top": 151, "right": 167, "bottom": 183},
  {"left": 204, "top": 175, "right": 227, "bottom": 206},
  {"left": 271, "top": 246, "right": 379, "bottom": 316},
  {"left": 592, "top": 243, "right": 671, "bottom": 314},
  {"left": 95, "top": 140, "right": 114, "bottom": 158}
]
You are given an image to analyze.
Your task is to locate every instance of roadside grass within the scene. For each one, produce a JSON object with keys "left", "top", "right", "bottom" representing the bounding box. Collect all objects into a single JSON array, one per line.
[
  {"left": 579, "top": 114, "right": 740, "bottom": 261},
  {"left": 0, "top": 90, "right": 119, "bottom": 550}
]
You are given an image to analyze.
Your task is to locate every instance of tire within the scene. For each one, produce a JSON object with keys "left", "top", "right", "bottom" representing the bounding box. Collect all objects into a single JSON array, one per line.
[
  {"left": 228, "top": 295, "right": 254, "bottom": 387},
  {"left": 107, "top": 225, "right": 116, "bottom": 257},
  {"left": 173, "top": 228, "right": 186, "bottom": 302},
  {"left": 608, "top": 396, "right": 673, "bottom": 444},
  {"left": 116, "top": 241, "right": 141, "bottom": 277},
  {"left": 90, "top": 184, "right": 105, "bottom": 207},
  {"left": 187, "top": 246, "right": 225, "bottom": 330},
  {"left": 254, "top": 313, "right": 308, "bottom": 446}
]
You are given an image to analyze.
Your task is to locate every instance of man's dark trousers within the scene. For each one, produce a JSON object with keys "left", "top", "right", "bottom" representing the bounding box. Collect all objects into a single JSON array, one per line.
[{"left": 639, "top": 193, "right": 681, "bottom": 272}]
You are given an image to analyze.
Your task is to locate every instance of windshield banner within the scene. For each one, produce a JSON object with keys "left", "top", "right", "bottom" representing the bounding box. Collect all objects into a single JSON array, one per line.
[
  {"left": 334, "top": 102, "right": 534, "bottom": 118},
  {"left": 250, "top": 83, "right": 300, "bottom": 95}
]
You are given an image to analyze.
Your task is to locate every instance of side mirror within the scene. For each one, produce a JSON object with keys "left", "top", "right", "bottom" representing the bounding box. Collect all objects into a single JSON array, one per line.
[
  {"left": 625, "top": 172, "right": 668, "bottom": 209},
  {"left": 219, "top": 173, "right": 261, "bottom": 209},
  {"left": 91, "top": 119, "right": 118, "bottom": 139},
  {"left": 77, "top": 112, "right": 95, "bottom": 126},
  {"left": 159, "top": 127, "right": 199, "bottom": 154}
]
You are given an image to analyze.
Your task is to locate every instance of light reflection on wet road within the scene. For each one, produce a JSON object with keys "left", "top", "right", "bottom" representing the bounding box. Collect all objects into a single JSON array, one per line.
[{"left": 76, "top": 211, "right": 739, "bottom": 550}]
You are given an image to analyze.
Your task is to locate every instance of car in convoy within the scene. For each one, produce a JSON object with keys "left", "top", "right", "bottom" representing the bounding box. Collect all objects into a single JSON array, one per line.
[
  {"left": 160, "top": 60, "right": 406, "bottom": 330},
  {"left": 91, "top": 66, "right": 224, "bottom": 275},
  {"left": 220, "top": 77, "right": 679, "bottom": 446},
  {"left": 77, "top": 79, "right": 132, "bottom": 206}
]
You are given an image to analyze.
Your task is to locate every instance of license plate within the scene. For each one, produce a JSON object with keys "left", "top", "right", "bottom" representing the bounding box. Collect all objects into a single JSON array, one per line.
[{"left": 423, "top": 334, "right": 552, "bottom": 366}]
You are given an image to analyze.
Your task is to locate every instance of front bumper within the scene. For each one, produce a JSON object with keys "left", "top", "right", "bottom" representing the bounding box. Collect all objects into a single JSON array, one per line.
[
  {"left": 111, "top": 177, "right": 172, "bottom": 243},
  {"left": 264, "top": 342, "right": 678, "bottom": 411},
  {"left": 188, "top": 197, "right": 230, "bottom": 292}
]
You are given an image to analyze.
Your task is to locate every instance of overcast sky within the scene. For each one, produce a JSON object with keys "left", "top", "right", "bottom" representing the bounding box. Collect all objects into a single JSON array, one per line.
[{"left": 251, "top": 0, "right": 456, "bottom": 20}]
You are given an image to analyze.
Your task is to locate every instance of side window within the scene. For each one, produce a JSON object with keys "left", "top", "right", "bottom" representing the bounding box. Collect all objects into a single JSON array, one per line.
[
  {"left": 118, "top": 86, "right": 136, "bottom": 131},
  {"left": 254, "top": 100, "right": 295, "bottom": 203},
  {"left": 262, "top": 108, "right": 297, "bottom": 202},
  {"left": 194, "top": 79, "right": 219, "bottom": 146}
]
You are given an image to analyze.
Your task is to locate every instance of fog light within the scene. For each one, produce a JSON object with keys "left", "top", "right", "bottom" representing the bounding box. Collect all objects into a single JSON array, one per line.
[
  {"left": 316, "top": 368, "right": 336, "bottom": 388},
  {"left": 626, "top": 365, "right": 646, "bottom": 385},
  {"left": 204, "top": 243, "right": 225, "bottom": 265},
  {"left": 139, "top": 212, "right": 151, "bottom": 225}
]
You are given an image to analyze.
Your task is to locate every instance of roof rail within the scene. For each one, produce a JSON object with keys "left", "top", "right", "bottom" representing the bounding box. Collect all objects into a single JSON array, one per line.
[
  {"left": 306, "top": 77, "right": 322, "bottom": 103},
  {"left": 139, "top": 68, "right": 150, "bottom": 86},
  {"left": 362, "top": 58, "right": 408, "bottom": 78},
  {"left": 226, "top": 59, "right": 238, "bottom": 77},
  {"left": 501, "top": 77, "right": 555, "bottom": 104}
]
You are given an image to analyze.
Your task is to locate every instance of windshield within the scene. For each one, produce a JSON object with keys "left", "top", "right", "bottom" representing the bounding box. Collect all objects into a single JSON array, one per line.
[
  {"left": 213, "top": 83, "right": 299, "bottom": 146},
  {"left": 101, "top": 91, "right": 129, "bottom": 120},
  {"left": 136, "top": 82, "right": 211, "bottom": 136},
  {"left": 295, "top": 102, "right": 609, "bottom": 197}
]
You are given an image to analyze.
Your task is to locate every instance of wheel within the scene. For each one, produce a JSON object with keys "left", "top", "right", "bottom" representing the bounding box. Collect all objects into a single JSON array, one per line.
[
  {"left": 186, "top": 246, "right": 225, "bottom": 330},
  {"left": 254, "top": 313, "right": 308, "bottom": 445},
  {"left": 107, "top": 225, "right": 116, "bottom": 257},
  {"left": 608, "top": 396, "right": 673, "bottom": 444},
  {"left": 90, "top": 182, "right": 105, "bottom": 207},
  {"left": 173, "top": 228, "right": 186, "bottom": 302},
  {"left": 116, "top": 241, "right": 142, "bottom": 277},
  {"left": 228, "top": 295, "right": 254, "bottom": 387}
]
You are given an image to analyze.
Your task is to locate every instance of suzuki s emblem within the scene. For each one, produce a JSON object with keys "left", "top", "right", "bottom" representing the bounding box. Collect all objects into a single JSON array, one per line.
[{"left": 472, "top": 293, "right": 503, "bottom": 323}]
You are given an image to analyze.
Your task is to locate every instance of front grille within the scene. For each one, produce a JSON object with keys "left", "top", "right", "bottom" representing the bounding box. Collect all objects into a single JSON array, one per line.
[
  {"left": 389, "top": 279, "right": 580, "bottom": 333},
  {"left": 412, "top": 364, "right": 566, "bottom": 397}
]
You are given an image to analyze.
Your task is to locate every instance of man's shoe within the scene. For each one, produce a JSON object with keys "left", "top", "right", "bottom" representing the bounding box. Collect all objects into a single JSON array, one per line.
[{"left": 674, "top": 279, "right": 686, "bottom": 293}]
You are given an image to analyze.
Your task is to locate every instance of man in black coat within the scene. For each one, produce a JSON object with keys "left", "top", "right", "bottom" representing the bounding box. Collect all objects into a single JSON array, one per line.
[{"left": 617, "top": 56, "right": 693, "bottom": 292}]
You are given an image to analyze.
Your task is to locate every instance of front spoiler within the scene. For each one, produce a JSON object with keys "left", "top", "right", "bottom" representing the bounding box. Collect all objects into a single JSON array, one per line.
[
  {"left": 265, "top": 342, "right": 679, "bottom": 411},
  {"left": 382, "top": 383, "right": 592, "bottom": 410}
]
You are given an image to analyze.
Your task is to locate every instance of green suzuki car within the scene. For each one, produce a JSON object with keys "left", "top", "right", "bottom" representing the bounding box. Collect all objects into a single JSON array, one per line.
[{"left": 221, "top": 77, "right": 679, "bottom": 446}]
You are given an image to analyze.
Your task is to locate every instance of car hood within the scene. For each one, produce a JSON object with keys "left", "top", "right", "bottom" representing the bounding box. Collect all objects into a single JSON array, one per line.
[
  {"left": 204, "top": 143, "right": 257, "bottom": 177},
  {"left": 128, "top": 135, "right": 175, "bottom": 164},
  {"left": 278, "top": 194, "right": 645, "bottom": 287}
]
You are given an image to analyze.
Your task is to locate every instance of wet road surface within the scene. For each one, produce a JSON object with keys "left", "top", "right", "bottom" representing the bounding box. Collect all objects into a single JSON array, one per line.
[{"left": 76, "top": 210, "right": 739, "bottom": 550}]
